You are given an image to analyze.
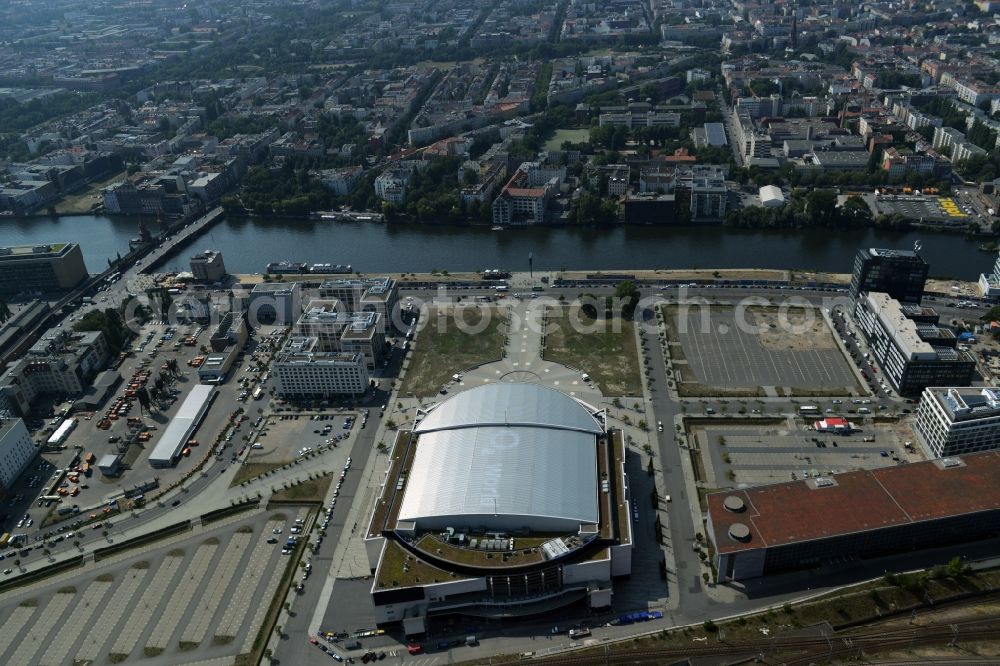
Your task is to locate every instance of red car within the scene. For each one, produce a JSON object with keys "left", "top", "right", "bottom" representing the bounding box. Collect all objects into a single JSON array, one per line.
[{"left": 407, "top": 644, "right": 423, "bottom": 655}]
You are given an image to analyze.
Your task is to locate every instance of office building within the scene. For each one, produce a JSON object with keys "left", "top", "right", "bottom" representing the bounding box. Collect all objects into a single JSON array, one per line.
[
  {"left": 190, "top": 250, "right": 227, "bottom": 283},
  {"left": 247, "top": 282, "right": 302, "bottom": 325},
  {"left": 850, "top": 247, "right": 929, "bottom": 304},
  {"left": 209, "top": 312, "right": 248, "bottom": 354},
  {"left": 853, "top": 292, "right": 975, "bottom": 396},
  {"left": 0, "top": 330, "right": 110, "bottom": 415},
  {"left": 978, "top": 250, "right": 1000, "bottom": 298},
  {"left": 914, "top": 387, "right": 1000, "bottom": 458},
  {"left": 318, "top": 277, "right": 399, "bottom": 325},
  {"left": 681, "top": 167, "right": 728, "bottom": 221},
  {"left": 708, "top": 451, "right": 1000, "bottom": 581},
  {"left": 0, "top": 415, "right": 36, "bottom": 497},
  {"left": 273, "top": 337, "right": 369, "bottom": 397},
  {"left": 294, "top": 301, "right": 386, "bottom": 369},
  {"left": 0, "top": 243, "right": 88, "bottom": 296},
  {"left": 365, "top": 384, "right": 631, "bottom": 633}
]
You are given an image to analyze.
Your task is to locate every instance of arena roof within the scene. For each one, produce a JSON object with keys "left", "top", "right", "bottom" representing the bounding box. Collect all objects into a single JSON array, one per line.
[
  {"left": 400, "top": 384, "right": 604, "bottom": 532},
  {"left": 414, "top": 383, "right": 604, "bottom": 435},
  {"left": 708, "top": 451, "right": 1000, "bottom": 555}
]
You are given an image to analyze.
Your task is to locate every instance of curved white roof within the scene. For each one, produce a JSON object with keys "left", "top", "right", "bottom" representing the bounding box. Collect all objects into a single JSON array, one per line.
[
  {"left": 400, "top": 384, "right": 604, "bottom": 532},
  {"left": 414, "top": 383, "right": 603, "bottom": 435}
]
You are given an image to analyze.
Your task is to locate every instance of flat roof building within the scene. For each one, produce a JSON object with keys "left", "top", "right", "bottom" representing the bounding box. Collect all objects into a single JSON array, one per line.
[
  {"left": 318, "top": 277, "right": 399, "bottom": 326},
  {"left": 708, "top": 451, "right": 1000, "bottom": 582},
  {"left": 273, "top": 337, "right": 369, "bottom": 397},
  {"left": 0, "top": 330, "right": 110, "bottom": 415},
  {"left": 853, "top": 292, "right": 975, "bottom": 396},
  {"left": 0, "top": 415, "right": 36, "bottom": 497},
  {"left": 148, "top": 385, "right": 216, "bottom": 467},
  {"left": 850, "top": 247, "right": 929, "bottom": 304},
  {"left": 190, "top": 249, "right": 227, "bottom": 283},
  {"left": 365, "top": 384, "right": 631, "bottom": 633},
  {"left": 247, "top": 282, "right": 302, "bottom": 325},
  {"left": 0, "top": 243, "right": 88, "bottom": 296},
  {"left": 915, "top": 387, "right": 1000, "bottom": 458},
  {"left": 294, "top": 301, "right": 386, "bottom": 369}
]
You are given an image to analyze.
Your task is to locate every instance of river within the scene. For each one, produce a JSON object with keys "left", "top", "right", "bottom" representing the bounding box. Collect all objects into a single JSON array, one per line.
[{"left": 0, "top": 214, "right": 990, "bottom": 279}]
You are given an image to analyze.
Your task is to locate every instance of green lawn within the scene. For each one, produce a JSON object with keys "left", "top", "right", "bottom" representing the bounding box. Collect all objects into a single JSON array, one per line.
[
  {"left": 269, "top": 476, "right": 332, "bottom": 503},
  {"left": 544, "top": 128, "right": 591, "bottom": 151},
  {"left": 543, "top": 307, "right": 642, "bottom": 396},
  {"left": 400, "top": 306, "right": 505, "bottom": 397}
]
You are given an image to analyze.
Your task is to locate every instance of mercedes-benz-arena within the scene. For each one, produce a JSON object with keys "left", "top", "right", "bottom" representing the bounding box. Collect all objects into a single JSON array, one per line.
[{"left": 364, "top": 383, "right": 633, "bottom": 634}]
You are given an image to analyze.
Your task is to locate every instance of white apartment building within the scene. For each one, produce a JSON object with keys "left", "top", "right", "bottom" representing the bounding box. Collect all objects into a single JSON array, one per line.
[
  {"left": 915, "top": 387, "right": 1000, "bottom": 458},
  {"left": 0, "top": 415, "right": 36, "bottom": 495},
  {"left": 273, "top": 337, "right": 369, "bottom": 397}
]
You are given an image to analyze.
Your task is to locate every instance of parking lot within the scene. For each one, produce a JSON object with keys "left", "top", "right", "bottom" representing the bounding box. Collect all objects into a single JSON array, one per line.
[
  {"left": 236, "top": 410, "right": 364, "bottom": 486},
  {"left": 873, "top": 195, "right": 969, "bottom": 224},
  {"left": 2, "top": 320, "right": 281, "bottom": 561},
  {"left": 666, "top": 305, "right": 859, "bottom": 395},
  {"left": 0, "top": 509, "right": 306, "bottom": 665},
  {"left": 690, "top": 418, "right": 923, "bottom": 487}
]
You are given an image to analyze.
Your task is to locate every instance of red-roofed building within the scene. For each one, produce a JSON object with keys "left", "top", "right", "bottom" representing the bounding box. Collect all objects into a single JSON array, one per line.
[
  {"left": 813, "top": 417, "right": 852, "bottom": 433},
  {"left": 707, "top": 451, "right": 1000, "bottom": 581}
]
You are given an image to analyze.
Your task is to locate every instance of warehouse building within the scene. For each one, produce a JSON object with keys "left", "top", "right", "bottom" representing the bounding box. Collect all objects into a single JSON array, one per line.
[
  {"left": 708, "top": 451, "right": 1000, "bottom": 581},
  {"left": 364, "top": 383, "right": 632, "bottom": 634},
  {"left": 148, "top": 385, "right": 217, "bottom": 467}
]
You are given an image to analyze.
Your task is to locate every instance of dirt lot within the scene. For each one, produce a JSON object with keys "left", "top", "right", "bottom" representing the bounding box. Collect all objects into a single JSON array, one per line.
[
  {"left": 752, "top": 307, "right": 838, "bottom": 352},
  {"left": 543, "top": 306, "right": 642, "bottom": 396},
  {"left": 400, "top": 306, "right": 506, "bottom": 397}
]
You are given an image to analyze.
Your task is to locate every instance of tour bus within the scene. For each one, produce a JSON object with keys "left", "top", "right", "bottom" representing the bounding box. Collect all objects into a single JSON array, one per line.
[
  {"left": 252, "top": 386, "right": 264, "bottom": 400},
  {"left": 799, "top": 405, "right": 820, "bottom": 415},
  {"left": 494, "top": 284, "right": 509, "bottom": 292}
]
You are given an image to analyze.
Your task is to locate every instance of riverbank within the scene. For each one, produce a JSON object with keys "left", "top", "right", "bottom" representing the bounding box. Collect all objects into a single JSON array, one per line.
[
  {"left": 2, "top": 213, "right": 991, "bottom": 280},
  {"left": 226, "top": 269, "right": 981, "bottom": 296}
]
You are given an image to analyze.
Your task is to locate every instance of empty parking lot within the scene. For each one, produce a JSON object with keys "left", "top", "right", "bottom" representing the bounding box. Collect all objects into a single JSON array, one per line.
[
  {"left": 0, "top": 509, "right": 304, "bottom": 665},
  {"left": 690, "top": 419, "right": 922, "bottom": 487},
  {"left": 666, "top": 305, "right": 859, "bottom": 395}
]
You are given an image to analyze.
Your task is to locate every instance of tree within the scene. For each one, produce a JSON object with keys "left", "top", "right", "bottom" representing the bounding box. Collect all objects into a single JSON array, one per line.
[
  {"left": 840, "top": 195, "right": 873, "bottom": 226},
  {"left": 614, "top": 280, "right": 640, "bottom": 319}
]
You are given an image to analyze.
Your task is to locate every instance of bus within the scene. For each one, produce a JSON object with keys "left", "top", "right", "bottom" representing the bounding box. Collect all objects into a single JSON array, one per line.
[
  {"left": 799, "top": 406, "right": 820, "bottom": 415},
  {"left": 494, "top": 284, "right": 509, "bottom": 292},
  {"left": 252, "top": 386, "right": 264, "bottom": 400}
]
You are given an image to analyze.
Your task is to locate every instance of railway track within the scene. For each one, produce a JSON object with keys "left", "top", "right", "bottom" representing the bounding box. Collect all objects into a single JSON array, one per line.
[{"left": 533, "top": 615, "right": 1000, "bottom": 665}]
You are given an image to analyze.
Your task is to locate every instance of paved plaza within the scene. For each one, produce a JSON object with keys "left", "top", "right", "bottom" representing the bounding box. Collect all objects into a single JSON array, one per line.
[{"left": 451, "top": 298, "right": 604, "bottom": 404}]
